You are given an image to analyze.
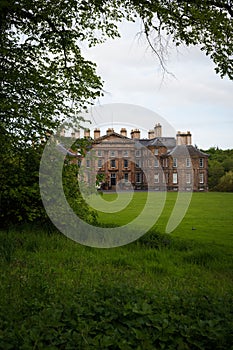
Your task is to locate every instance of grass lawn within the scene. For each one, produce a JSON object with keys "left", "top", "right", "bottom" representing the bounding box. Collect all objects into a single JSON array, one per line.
[{"left": 0, "top": 192, "right": 232, "bottom": 349}]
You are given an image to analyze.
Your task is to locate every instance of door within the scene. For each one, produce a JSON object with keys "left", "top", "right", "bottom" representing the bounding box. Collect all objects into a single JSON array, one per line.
[{"left": 111, "top": 173, "right": 116, "bottom": 186}]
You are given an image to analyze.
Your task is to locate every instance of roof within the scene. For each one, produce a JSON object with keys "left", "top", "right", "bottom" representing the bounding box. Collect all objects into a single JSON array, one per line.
[
  {"left": 139, "top": 137, "right": 176, "bottom": 149},
  {"left": 93, "top": 131, "right": 132, "bottom": 143},
  {"left": 166, "top": 145, "right": 209, "bottom": 157}
]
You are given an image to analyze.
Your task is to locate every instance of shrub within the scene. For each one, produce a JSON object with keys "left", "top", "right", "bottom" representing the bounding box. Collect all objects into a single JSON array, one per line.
[{"left": 0, "top": 283, "right": 232, "bottom": 349}]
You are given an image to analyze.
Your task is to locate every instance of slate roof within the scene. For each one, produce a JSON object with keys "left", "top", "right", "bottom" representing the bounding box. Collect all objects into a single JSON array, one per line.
[
  {"left": 139, "top": 137, "right": 176, "bottom": 149},
  {"left": 93, "top": 131, "right": 131, "bottom": 143},
  {"left": 165, "top": 145, "right": 209, "bottom": 157}
]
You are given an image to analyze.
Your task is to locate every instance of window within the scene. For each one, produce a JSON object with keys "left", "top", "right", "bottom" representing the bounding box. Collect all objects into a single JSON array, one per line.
[
  {"left": 136, "top": 173, "right": 142, "bottom": 183},
  {"left": 163, "top": 158, "right": 168, "bottom": 167},
  {"left": 173, "top": 173, "right": 178, "bottom": 184},
  {"left": 154, "top": 149, "right": 158, "bottom": 155},
  {"left": 199, "top": 173, "right": 204, "bottom": 184},
  {"left": 136, "top": 159, "right": 141, "bottom": 168},
  {"left": 154, "top": 158, "right": 159, "bottom": 167},
  {"left": 110, "top": 150, "right": 116, "bottom": 157},
  {"left": 154, "top": 174, "right": 159, "bottom": 183},
  {"left": 186, "top": 158, "right": 191, "bottom": 167},
  {"left": 123, "top": 150, "right": 128, "bottom": 157},
  {"left": 86, "top": 159, "right": 90, "bottom": 168},
  {"left": 111, "top": 173, "right": 116, "bottom": 186},
  {"left": 199, "top": 158, "right": 204, "bottom": 168},
  {"left": 124, "top": 173, "right": 129, "bottom": 183},
  {"left": 124, "top": 159, "right": 128, "bottom": 168},
  {"left": 173, "top": 158, "right": 178, "bottom": 167},
  {"left": 147, "top": 159, "right": 152, "bottom": 167},
  {"left": 186, "top": 173, "right": 191, "bottom": 184},
  {"left": 98, "top": 159, "right": 102, "bottom": 168},
  {"left": 110, "top": 159, "right": 116, "bottom": 168},
  {"left": 97, "top": 150, "right": 102, "bottom": 157},
  {"left": 135, "top": 150, "right": 141, "bottom": 157}
]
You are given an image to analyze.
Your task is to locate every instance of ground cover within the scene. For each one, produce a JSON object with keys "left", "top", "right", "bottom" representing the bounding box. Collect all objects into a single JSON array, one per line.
[{"left": 0, "top": 193, "right": 232, "bottom": 349}]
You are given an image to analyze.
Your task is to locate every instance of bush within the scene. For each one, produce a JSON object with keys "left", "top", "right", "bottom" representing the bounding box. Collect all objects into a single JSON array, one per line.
[{"left": 0, "top": 283, "right": 232, "bottom": 349}]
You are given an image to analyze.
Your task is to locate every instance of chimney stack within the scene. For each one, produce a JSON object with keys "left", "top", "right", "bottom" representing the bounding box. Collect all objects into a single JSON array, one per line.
[
  {"left": 148, "top": 130, "right": 154, "bottom": 139},
  {"left": 94, "top": 128, "right": 100, "bottom": 139},
  {"left": 74, "top": 129, "right": 80, "bottom": 139},
  {"left": 106, "top": 128, "right": 114, "bottom": 135},
  {"left": 154, "top": 123, "right": 162, "bottom": 137},
  {"left": 84, "top": 128, "right": 90, "bottom": 138},
  {"left": 176, "top": 131, "right": 192, "bottom": 145},
  {"left": 120, "top": 128, "right": 127, "bottom": 137},
  {"left": 60, "top": 128, "right": 66, "bottom": 137},
  {"left": 187, "top": 131, "right": 192, "bottom": 145},
  {"left": 131, "top": 129, "right": 140, "bottom": 139}
]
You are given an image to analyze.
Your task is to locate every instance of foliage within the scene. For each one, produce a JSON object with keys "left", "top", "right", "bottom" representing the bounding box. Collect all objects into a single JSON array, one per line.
[
  {"left": 1, "top": 0, "right": 232, "bottom": 226},
  {"left": 0, "top": 133, "right": 46, "bottom": 227},
  {"left": 203, "top": 147, "right": 233, "bottom": 191},
  {"left": 208, "top": 160, "right": 225, "bottom": 189},
  {"left": 1, "top": 0, "right": 232, "bottom": 146},
  {"left": 1, "top": 283, "right": 232, "bottom": 349},
  {"left": 134, "top": 0, "right": 233, "bottom": 79},
  {"left": 0, "top": 134, "right": 98, "bottom": 228},
  {"left": 216, "top": 171, "right": 233, "bottom": 192}
]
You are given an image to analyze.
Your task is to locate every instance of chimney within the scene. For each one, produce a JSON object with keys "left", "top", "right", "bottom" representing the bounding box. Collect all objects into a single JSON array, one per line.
[
  {"left": 154, "top": 123, "right": 162, "bottom": 137},
  {"left": 176, "top": 131, "right": 192, "bottom": 145},
  {"left": 187, "top": 131, "right": 192, "bottom": 145},
  {"left": 106, "top": 128, "right": 114, "bottom": 135},
  {"left": 148, "top": 130, "right": 154, "bottom": 139},
  {"left": 60, "top": 128, "right": 66, "bottom": 137},
  {"left": 84, "top": 128, "right": 90, "bottom": 138},
  {"left": 120, "top": 128, "right": 127, "bottom": 137},
  {"left": 74, "top": 129, "right": 80, "bottom": 139},
  {"left": 131, "top": 129, "right": 140, "bottom": 139},
  {"left": 94, "top": 128, "right": 100, "bottom": 139}
]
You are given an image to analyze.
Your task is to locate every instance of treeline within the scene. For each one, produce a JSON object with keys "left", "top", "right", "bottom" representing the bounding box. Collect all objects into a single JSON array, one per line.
[{"left": 202, "top": 147, "right": 233, "bottom": 192}]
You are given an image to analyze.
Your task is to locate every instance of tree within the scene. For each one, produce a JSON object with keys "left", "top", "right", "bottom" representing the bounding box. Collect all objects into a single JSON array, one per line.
[
  {"left": 1, "top": 1, "right": 232, "bottom": 144},
  {"left": 133, "top": 0, "right": 233, "bottom": 79},
  {"left": 208, "top": 159, "right": 225, "bottom": 189},
  {"left": 216, "top": 171, "right": 233, "bottom": 192},
  {"left": 1, "top": 0, "right": 232, "bottom": 225}
]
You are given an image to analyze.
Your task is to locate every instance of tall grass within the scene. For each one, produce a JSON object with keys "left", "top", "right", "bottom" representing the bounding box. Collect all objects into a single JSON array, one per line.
[{"left": 0, "top": 193, "right": 232, "bottom": 349}]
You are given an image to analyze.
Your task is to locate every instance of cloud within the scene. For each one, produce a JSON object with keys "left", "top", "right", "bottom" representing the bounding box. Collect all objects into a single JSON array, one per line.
[{"left": 82, "top": 20, "right": 233, "bottom": 149}]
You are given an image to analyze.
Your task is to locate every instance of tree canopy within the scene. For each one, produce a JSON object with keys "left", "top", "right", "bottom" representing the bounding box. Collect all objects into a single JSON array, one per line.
[
  {"left": 0, "top": 0, "right": 232, "bottom": 226},
  {"left": 1, "top": 0, "right": 232, "bottom": 143}
]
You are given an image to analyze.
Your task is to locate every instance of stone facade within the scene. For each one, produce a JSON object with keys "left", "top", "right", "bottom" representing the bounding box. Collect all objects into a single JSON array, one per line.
[{"left": 72, "top": 125, "right": 208, "bottom": 192}]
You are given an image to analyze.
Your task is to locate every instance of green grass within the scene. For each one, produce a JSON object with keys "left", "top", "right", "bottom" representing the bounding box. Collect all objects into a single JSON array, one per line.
[{"left": 0, "top": 193, "right": 233, "bottom": 349}]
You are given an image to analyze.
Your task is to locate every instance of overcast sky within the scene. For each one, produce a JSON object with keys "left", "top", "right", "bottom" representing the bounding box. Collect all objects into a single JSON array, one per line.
[{"left": 82, "top": 20, "right": 233, "bottom": 150}]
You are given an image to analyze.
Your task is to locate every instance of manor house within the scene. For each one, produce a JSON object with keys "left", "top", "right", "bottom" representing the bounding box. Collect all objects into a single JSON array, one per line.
[{"left": 74, "top": 123, "right": 208, "bottom": 192}]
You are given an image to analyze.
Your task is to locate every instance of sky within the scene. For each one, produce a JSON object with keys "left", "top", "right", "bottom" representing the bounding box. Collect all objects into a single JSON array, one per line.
[{"left": 81, "top": 20, "right": 233, "bottom": 150}]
